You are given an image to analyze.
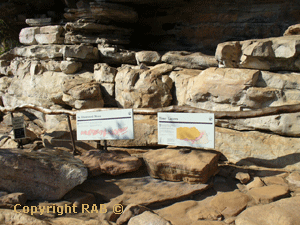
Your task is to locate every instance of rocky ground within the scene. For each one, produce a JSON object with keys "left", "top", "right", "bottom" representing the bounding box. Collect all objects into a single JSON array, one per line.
[{"left": 1, "top": 145, "right": 300, "bottom": 225}]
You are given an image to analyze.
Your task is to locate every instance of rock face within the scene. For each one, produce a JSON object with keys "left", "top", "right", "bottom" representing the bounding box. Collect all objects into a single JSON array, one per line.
[
  {"left": 216, "top": 35, "right": 300, "bottom": 71},
  {"left": 77, "top": 150, "right": 142, "bottom": 176},
  {"left": 0, "top": 148, "right": 87, "bottom": 200},
  {"left": 143, "top": 149, "right": 219, "bottom": 183},
  {"left": 0, "top": 209, "right": 49, "bottom": 225},
  {"left": 235, "top": 196, "right": 300, "bottom": 225}
]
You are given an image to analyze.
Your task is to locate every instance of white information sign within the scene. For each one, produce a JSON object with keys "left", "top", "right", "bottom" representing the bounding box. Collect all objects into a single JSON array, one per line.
[
  {"left": 12, "top": 116, "right": 26, "bottom": 139},
  {"left": 76, "top": 109, "right": 134, "bottom": 141},
  {"left": 158, "top": 112, "right": 215, "bottom": 148}
]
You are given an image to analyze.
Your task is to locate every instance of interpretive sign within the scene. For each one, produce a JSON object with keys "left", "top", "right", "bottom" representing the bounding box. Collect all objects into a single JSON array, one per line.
[
  {"left": 12, "top": 116, "right": 26, "bottom": 139},
  {"left": 158, "top": 112, "right": 215, "bottom": 148},
  {"left": 76, "top": 109, "right": 134, "bottom": 141}
]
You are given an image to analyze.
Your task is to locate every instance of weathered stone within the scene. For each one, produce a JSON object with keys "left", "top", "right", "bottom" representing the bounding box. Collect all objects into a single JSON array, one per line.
[
  {"left": 184, "top": 67, "right": 260, "bottom": 111},
  {"left": 8, "top": 45, "right": 63, "bottom": 60},
  {"left": 209, "top": 190, "right": 250, "bottom": 218},
  {"left": 136, "top": 51, "right": 161, "bottom": 65},
  {"left": 40, "top": 25, "right": 64, "bottom": 35},
  {"left": 162, "top": 51, "right": 218, "bottom": 69},
  {"left": 287, "top": 172, "right": 300, "bottom": 187},
  {"left": 0, "top": 209, "right": 49, "bottom": 225},
  {"left": 67, "top": 83, "right": 101, "bottom": 100},
  {"left": 191, "top": 221, "right": 226, "bottom": 225},
  {"left": 60, "top": 61, "right": 82, "bottom": 74},
  {"left": 19, "top": 27, "right": 40, "bottom": 45},
  {"left": 115, "top": 64, "right": 173, "bottom": 108},
  {"left": 247, "top": 185, "right": 289, "bottom": 204},
  {"left": 284, "top": 24, "right": 300, "bottom": 36},
  {"left": 0, "top": 193, "right": 27, "bottom": 209},
  {"left": 262, "top": 176, "right": 288, "bottom": 186},
  {"left": 246, "top": 177, "right": 265, "bottom": 190},
  {"left": 128, "top": 211, "right": 171, "bottom": 225},
  {"left": 78, "top": 176, "right": 209, "bottom": 206},
  {"left": 77, "top": 150, "right": 142, "bottom": 176},
  {"left": 50, "top": 217, "right": 105, "bottom": 225},
  {"left": 3, "top": 71, "right": 70, "bottom": 108},
  {"left": 116, "top": 204, "right": 150, "bottom": 225},
  {"left": 25, "top": 18, "right": 52, "bottom": 27},
  {"left": 216, "top": 35, "right": 300, "bottom": 71},
  {"left": 100, "top": 83, "right": 116, "bottom": 106},
  {"left": 235, "top": 196, "right": 300, "bottom": 225},
  {"left": 63, "top": 190, "right": 95, "bottom": 208},
  {"left": 215, "top": 127, "right": 300, "bottom": 171},
  {"left": 143, "top": 149, "right": 219, "bottom": 184},
  {"left": 0, "top": 148, "right": 87, "bottom": 200},
  {"left": 35, "top": 33, "right": 64, "bottom": 45},
  {"left": 235, "top": 172, "right": 251, "bottom": 184},
  {"left": 94, "top": 63, "right": 117, "bottom": 83},
  {"left": 98, "top": 45, "right": 137, "bottom": 65},
  {"left": 62, "top": 44, "right": 99, "bottom": 61}
]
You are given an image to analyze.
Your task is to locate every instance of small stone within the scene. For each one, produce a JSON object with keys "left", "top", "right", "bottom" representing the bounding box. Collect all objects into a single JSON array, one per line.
[
  {"left": 94, "top": 63, "right": 117, "bottom": 83},
  {"left": 246, "top": 177, "right": 265, "bottom": 190},
  {"left": 235, "top": 172, "right": 251, "bottom": 184},
  {"left": 0, "top": 193, "right": 27, "bottom": 209},
  {"left": 135, "top": 51, "right": 161, "bottom": 65},
  {"left": 19, "top": 27, "right": 40, "bottom": 45},
  {"left": 128, "top": 211, "right": 171, "bottom": 225},
  {"left": 25, "top": 18, "right": 52, "bottom": 27},
  {"left": 287, "top": 172, "right": 300, "bottom": 187},
  {"left": 60, "top": 61, "right": 82, "bottom": 74},
  {"left": 262, "top": 176, "right": 288, "bottom": 186},
  {"left": 116, "top": 204, "right": 150, "bottom": 225}
]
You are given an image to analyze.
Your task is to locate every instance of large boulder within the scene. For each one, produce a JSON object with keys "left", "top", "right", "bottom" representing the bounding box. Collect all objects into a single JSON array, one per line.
[
  {"left": 0, "top": 148, "right": 87, "bottom": 200},
  {"left": 115, "top": 64, "right": 173, "bottom": 108},
  {"left": 216, "top": 35, "right": 300, "bottom": 71},
  {"left": 143, "top": 148, "right": 219, "bottom": 184}
]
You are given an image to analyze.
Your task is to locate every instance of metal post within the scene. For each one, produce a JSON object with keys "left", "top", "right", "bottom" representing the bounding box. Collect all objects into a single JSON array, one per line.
[{"left": 66, "top": 115, "right": 78, "bottom": 155}]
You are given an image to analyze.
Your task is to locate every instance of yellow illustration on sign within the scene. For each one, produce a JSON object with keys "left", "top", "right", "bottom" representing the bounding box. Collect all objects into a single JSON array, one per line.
[{"left": 176, "top": 127, "right": 209, "bottom": 144}]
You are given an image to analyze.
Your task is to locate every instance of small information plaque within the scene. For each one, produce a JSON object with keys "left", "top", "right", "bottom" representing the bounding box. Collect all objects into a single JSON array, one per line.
[
  {"left": 12, "top": 116, "right": 26, "bottom": 139},
  {"left": 76, "top": 109, "right": 134, "bottom": 141},
  {"left": 158, "top": 112, "right": 215, "bottom": 148}
]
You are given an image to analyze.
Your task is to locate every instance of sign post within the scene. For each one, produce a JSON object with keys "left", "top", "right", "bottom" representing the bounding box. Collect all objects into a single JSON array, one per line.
[
  {"left": 11, "top": 113, "right": 26, "bottom": 149},
  {"left": 158, "top": 112, "right": 215, "bottom": 149},
  {"left": 76, "top": 109, "right": 134, "bottom": 150}
]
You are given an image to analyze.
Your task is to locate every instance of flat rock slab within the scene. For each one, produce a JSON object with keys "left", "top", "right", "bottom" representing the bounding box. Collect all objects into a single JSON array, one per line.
[
  {"left": 78, "top": 176, "right": 209, "bottom": 207},
  {"left": 235, "top": 196, "right": 300, "bottom": 225},
  {"left": 0, "top": 148, "right": 87, "bottom": 201},
  {"left": 77, "top": 150, "right": 142, "bottom": 176},
  {"left": 247, "top": 185, "right": 290, "bottom": 204},
  {"left": 143, "top": 149, "right": 219, "bottom": 183}
]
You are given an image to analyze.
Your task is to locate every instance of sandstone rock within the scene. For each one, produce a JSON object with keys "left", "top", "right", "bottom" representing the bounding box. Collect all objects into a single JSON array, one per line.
[
  {"left": 184, "top": 67, "right": 260, "bottom": 111},
  {"left": 262, "top": 176, "right": 288, "bottom": 186},
  {"left": 0, "top": 193, "right": 27, "bottom": 209},
  {"left": 191, "top": 221, "right": 226, "bottom": 225},
  {"left": 78, "top": 176, "right": 209, "bottom": 206},
  {"left": 284, "top": 24, "right": 300, "bottom": 36},
  {"left": 77, "top": 150, "right": 142, "bottom": 176},
  {"left": 128, "top": 211, "right": 171, "bottom": 225},
  {"left": 116, "top": 204, "right": 150, "bottom": 225},
  {"left": 63, "top": 190, "right": 95, "bottom": 208},
  {"left": 0, "top": 148, "right": 87, "bottom": 200},
  {"left": 25, "top": 18, "right": 52, "bottom": 27},
  {"left": 135, "top": 51, "right": 161, "bottom": 65},
  {"left": 246, "top": 177, "right": 265, "bottom": 190},
  {"left": 143, "top": 149, "right": 219, "bottom": 183},
  {"left": 216, "top": 35, "right": 300, "bottom": 71},
  {"left": 115, "top": 64, "right": 173, "bottom": 108},
  {"left": 215, "top": 127, "right": 300, "bottom": 171},
  {"left": 209, "top": 190, "right": 250, "bottom": 218},
  {"left": 62, "top": 44, "right": 99, "bottom": 61},
  {"left": 169, "top": 69, "right": 202, "bottom": 105},
  {"left": 35, "top": 33, "right": 64, "bottom": 45},
  {"left": 247, "top": 185, "right": 290, "bottom": 204},
  {"left": 0, "top": 209, "right": 49, "bottom": 225},
  {"left": 162, "top": 51, "right": 218, "bottom": 69},
  {"left": 2, "top": 71, "right": 70, "bottom": 108},
  {"left": 8, "top": 45, "right": 64, "bottom": 60},
  {"left": 98, "top": 45, "right": 137, "bottom": 65},
  {"left": 235, "top": 172, "right": 251, "bottom": 184},
  {"left": 50, "top": 217, "right": 105, "bottom": 225},
  {"left": 235, "top": 196, "right": 300, "bottom": 225},
  {"left": 19, "top": 27, "right": 40, "bottom": 45},
  {"left": 94, "top": 63, "right": 117, "bottom": 83},
  {"left": 60, "top": 61, "right": 82, "bottom": 74},
  {"left": 287, "top": 172, "right": 300, "bottom": 187},
  {"left": 100, "top": 83, "right": 117, "bottom": 106}
]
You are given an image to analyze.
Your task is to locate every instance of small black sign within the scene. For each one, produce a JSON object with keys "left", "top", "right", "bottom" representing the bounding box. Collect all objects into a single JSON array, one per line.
[{"left": 13, "top": 128, "right": 26, "bottom": 139}]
